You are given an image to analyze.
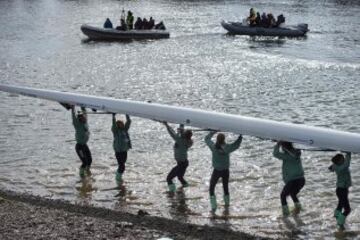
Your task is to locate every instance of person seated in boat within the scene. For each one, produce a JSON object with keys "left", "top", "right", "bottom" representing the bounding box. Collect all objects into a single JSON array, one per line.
[
  {"left": 154, "top": 21, "right": 166, "bottom": 30},
  {"left": 266, "top": 13, "right": 276, "bottom": 28},
  {"left": 260, "top": 12, "right": 268, "bottom": 27},
  {"left": 116, "top": 19, "right": 128, "bottom": 31},
  {"left": 142, "top": 18, "right": 149, "bottom": 29},
  {"left": 134, "top": 17, "right": 143, "bottom": 30},
  {"left": 148, "top": 17, "right": 155, "bottom": 29},
  {"left": 247, "top": 8, "right": 257, "bottom": 26},
  {"left": 103, "top": 18, "right": 113, "bottom": 29},
  {"left": 275, "top": 14, "right": 285, "bottom": 27},
  {"left": 126, "top": 11, "right": 134, "bottom": 30}
]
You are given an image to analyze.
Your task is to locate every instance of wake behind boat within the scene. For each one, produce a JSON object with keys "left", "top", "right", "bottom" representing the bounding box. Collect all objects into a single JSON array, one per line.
[
  {"left": 81, "top": 24, "right": 170, "bottom": 40},
  {"left": 221, "top": 20, "right": 308, "bottom": 37}
]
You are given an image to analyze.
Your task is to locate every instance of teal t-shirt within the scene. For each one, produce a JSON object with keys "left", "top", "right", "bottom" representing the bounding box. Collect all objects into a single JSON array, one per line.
[
  {"left": 72, "top": 110, "right": 89, "bottom": 144},
  {"left": 165, "top": 124, "right": 192, "bottom": 162},
  {"left": 331, "top": 153, "right": 352, "bottom": 188},
  {"left": 205, "top": 132, "right": 242, "bottom": 171},
  {"left": 112, "top": 115, "right": 131, "bottom": 153}
]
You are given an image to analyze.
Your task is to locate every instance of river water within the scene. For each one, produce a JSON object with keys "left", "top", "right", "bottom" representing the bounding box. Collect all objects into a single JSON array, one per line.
[{"left": 0, "top": 0, "right": 359, "bottom": 239}]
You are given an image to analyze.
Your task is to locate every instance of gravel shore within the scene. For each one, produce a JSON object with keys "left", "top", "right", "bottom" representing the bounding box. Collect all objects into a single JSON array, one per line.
[{"left": 0, "top": 190, "right": 265, "bottom": 240}]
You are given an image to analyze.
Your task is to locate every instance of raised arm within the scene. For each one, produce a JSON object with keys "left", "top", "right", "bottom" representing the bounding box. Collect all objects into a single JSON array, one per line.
[
  {"left": 71, "top": 106, "right": 78, "bottom": 125},
  {"left": 345, "top": 152, "right": 351, "bottom": 163},
  {"left": 205, "top": 131, "right": 216, "bottom": 150},
  {"left": 163, "top": 122, "right": 177, "bottom": 140},
  {"left": 125, "top": 114, "right": 131, "bottom": 131},
  {"left": 273, "top": 142, "right": 285, "bottom": 160},
  {"left": 225, "top": 135, "right": 242, "bottom": 153},
  {"left": 111, "top": 113, "right": 116, "bottom": 132}
]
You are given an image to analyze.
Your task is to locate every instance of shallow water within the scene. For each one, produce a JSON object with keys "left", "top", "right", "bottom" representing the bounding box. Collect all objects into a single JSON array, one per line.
[{"left": 0, "top": 0, "right": 360, "bottom": 239}]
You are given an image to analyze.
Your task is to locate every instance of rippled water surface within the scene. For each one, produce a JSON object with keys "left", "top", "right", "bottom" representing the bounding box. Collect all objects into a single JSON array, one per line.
[{"left": 1, "top": 0, "right": 360, "bottom": 239}]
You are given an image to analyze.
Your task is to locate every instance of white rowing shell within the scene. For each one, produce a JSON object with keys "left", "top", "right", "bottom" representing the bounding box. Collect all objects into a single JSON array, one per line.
[{"left": 1, "top": 84, "right": 360, "bottom": 153}]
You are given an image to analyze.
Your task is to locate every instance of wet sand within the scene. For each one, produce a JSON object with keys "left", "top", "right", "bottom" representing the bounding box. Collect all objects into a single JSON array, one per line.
[{"left": 0, "top": 190, "right": 266, "bottom": 240}]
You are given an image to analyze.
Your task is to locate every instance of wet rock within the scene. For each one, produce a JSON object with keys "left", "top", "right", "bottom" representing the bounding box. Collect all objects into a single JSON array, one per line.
[
  {"left": 116, "top": 221, "right": 134, "bottom": 228},
  {"left": 0, "top": 189, "right": 263, "bottom": 240},
  {"left": 85, "top": 221, "right": 94, "bottom": 227},
  {"left": 66, "top": 222, "right": 74, "bottom": 227},
  {"left": 137, "top": 209, "right": 149, "bottom": 216}
]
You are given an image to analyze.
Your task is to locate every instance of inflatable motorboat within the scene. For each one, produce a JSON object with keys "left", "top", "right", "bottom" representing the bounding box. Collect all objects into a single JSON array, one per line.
[
  {"left": 221, "top": 20, "right": 308, "bottom": 37},
  {"left": 81, "top": 24, "right": 170, "bottom": 40}
]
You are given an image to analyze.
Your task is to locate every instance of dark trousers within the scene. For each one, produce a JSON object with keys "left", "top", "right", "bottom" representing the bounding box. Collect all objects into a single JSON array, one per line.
[
  {"left": 281, "top": 177, "right": 305, "bottom": 206},
  {"left": 209, "top": 169, "right": 229, "bottom": 196},
  {"left": 75, "top": 143, "right": 92, "bottom": 168},
  {"left": 115, "top": 151, "right": 128, "bottom": 174},
  {"left": 336, "top": 187, "right": 351, "bottom": 216},
  {"left": 167, "top": 160, "right": 189, "bottom": 185}
]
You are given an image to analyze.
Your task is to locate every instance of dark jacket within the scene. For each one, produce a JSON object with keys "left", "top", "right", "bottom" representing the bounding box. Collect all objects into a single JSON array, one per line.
[{"left": 104, "top": 18, "right": 113, "bottom": 29}]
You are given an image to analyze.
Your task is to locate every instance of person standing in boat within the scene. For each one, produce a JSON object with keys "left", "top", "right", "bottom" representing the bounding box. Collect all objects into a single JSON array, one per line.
[
  {"left": 163, "top": 122, "right": 193, "bottom": 192},
  {"left": 329, "top": 152, "right": 352, "bottom": 230},
  {"left": 112, "top": 113, "right": 132, "bottom": 183},
  {"left": 205, "top": 131, "right": 242, "bottom": 212},
  {"left": 126, "top": 11, "right": 134, "bottom": 30},
  {"left": 120, "top": 8, "right": 126, "bottom": 22},
  {"left": 255, "top": 12, "right": 261, "bottom": 26},
  {"left": 273, "top": 141, "right": 305, "bottom": 216},
  {"left": 247, "top": 8, "right": 257, "bottom": 26},
  {"left": 71, "top": 106, "right": 92, "bottom": 178}
]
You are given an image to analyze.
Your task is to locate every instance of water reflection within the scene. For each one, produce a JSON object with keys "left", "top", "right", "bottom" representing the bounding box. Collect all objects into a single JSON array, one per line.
[
  {"left": 81, "top": 38, "right": 134, "bottom": 44},
  {"left": 167, "top": 188, "right": 190, "bottom": 222},
  {"left": 115, "top": 184, "right": 128, "bottom": 201},
  {"left": 75, "top": 176, "right": 96, "bottom": 202},
  {"left": 333, "top": 229, "right": 360, "bottom": 239},
  {"left": 247, "top": 36, "right": 287, "bottom": 48},
  {"left": 209, "top": 206, "right": 232, "bottom": 231},
  {"left": 279, "top": 215, "right": 306, "bottom": 239}
]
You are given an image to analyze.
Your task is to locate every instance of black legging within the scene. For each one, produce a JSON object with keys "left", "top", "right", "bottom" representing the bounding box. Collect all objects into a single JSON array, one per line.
[
  {"left": 167, "top": 160, "right": 189, "bottom": 185},
  {"left": 75, "top": 143, "right": 92, "bottom": 168},
  {"left": 336, "top": 187, "right": 351, "bottom": 216},
  {"left": 281, "top": 177, "right": 305, "bottom": 206},
  {"left": 115, "top": 151, "right": 128, "bottom": 174},
  {"left": 209, "top": 169, "right": 229, "bottom": 196}
]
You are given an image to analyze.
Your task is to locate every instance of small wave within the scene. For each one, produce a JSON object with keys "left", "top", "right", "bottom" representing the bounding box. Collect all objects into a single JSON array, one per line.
[
  {"left": 241, "top": 49, "right": 360, "bottom": 70},
  {"left": 311, "top": 30, "right": 346, "bottom": 34}
]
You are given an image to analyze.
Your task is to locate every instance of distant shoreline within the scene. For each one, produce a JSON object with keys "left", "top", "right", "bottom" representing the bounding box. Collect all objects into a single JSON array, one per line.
[{"left": 0, "top": 189, "right": 266, "bottom": 240}]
